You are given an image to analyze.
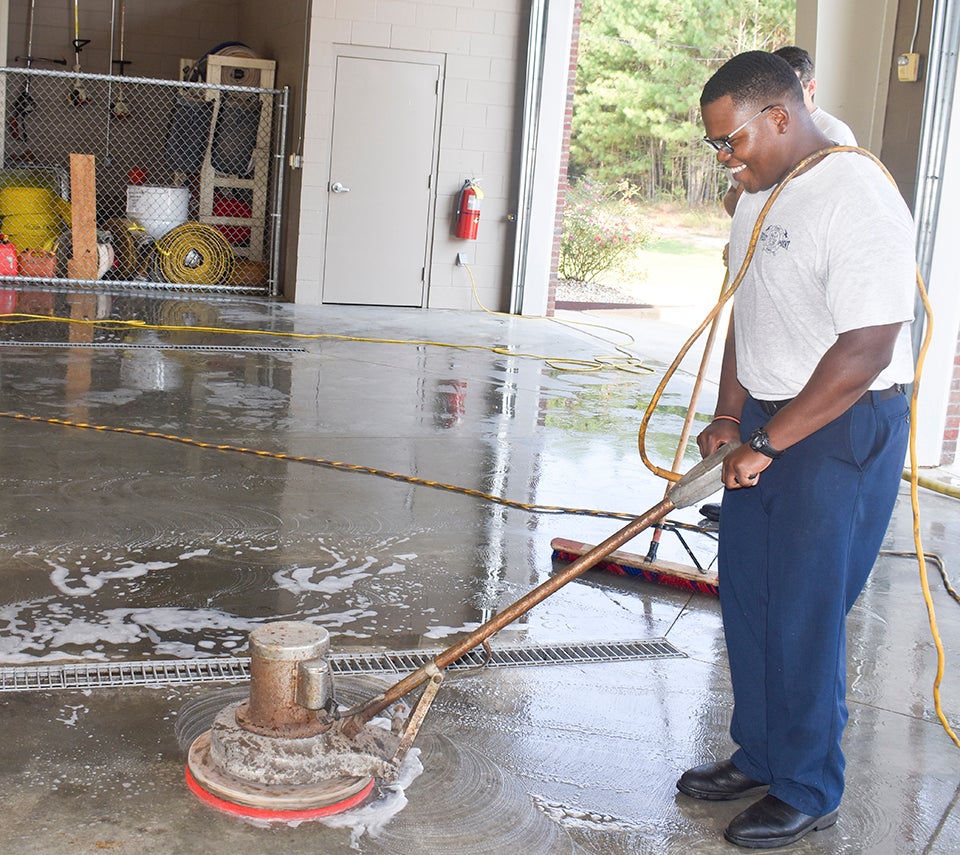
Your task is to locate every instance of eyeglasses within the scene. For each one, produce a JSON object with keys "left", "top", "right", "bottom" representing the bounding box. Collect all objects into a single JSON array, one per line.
[{"left": 702, "top": 105, "right": 775, "bottom": 154}]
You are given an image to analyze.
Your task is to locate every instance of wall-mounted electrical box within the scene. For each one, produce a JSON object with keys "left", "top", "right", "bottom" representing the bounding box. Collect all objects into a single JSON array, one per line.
[{"left": 897, "top": 52, "right": 920, "bottom": 82}]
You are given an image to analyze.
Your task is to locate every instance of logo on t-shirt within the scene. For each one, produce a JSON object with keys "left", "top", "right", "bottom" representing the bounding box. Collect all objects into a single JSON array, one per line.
[{"left": 759, "top": 225, "right": 790, "bottom": 254}]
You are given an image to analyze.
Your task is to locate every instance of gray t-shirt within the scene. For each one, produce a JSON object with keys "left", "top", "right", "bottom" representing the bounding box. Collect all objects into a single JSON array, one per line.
[{"left": 728, "top": 152, "right": 916, "bottom": 400}]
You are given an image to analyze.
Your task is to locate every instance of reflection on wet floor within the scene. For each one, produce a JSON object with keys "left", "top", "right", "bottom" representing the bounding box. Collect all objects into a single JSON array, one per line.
[{"left": 0, "top": 292, "right": 957, "bottom": 853}]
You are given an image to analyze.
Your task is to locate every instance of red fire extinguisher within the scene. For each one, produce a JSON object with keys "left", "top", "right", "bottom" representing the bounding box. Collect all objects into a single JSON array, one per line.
[{"left": 455, "top": 180, "right": 483, "bottom": 240}]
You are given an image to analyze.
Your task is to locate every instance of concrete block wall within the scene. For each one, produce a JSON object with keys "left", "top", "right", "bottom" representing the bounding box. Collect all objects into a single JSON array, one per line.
[{"left": 296, "top": 0, "right": 528, "bottom": 310}]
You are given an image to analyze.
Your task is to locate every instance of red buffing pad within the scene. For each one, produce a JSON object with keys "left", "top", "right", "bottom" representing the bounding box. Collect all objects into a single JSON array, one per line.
[{"left": 185, "top": 765, "right": 375, "bottom": 820}]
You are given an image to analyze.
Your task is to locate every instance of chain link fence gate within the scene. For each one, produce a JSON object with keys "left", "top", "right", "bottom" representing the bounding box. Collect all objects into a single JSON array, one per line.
[{"left": 0, "top": 64, "right": 287, "bottom": 296}]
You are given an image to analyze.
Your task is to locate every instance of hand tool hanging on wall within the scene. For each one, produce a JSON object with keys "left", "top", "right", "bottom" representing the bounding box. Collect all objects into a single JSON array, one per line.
[
  {"left": 111, "top": 0, "right": 130, "bottom": 118},
  {"left": 70, "top": 0, "right": 91, "bottom": 106},
  {"left": 11, "top": 0, "right": 66, "bottom": 139},
  {"left": 11, "top": 0, "right": 38, "bottom": 138}
]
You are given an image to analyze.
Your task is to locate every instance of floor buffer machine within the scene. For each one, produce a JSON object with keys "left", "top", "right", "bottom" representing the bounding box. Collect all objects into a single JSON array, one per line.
[{"left": 185, "top": 441, "right": 737, "bottom": 819}]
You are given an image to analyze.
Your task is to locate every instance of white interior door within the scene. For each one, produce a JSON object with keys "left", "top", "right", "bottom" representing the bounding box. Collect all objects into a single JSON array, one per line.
[{"left": 322, "top": 53, "right": 441, "bottom": 306}]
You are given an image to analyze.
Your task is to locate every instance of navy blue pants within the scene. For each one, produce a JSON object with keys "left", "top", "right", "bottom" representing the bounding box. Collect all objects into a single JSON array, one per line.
[{"left": 720, "top": 392, "right": 909, "bottom": 816}]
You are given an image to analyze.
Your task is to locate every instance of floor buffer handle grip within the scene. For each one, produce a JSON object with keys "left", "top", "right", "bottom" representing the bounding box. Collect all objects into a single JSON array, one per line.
[
  {"left": 337, "top": 441, "right": 738, "bottom": 736},
  {"left": 668, "top": 439, "right": 739, "bottom": 509}
]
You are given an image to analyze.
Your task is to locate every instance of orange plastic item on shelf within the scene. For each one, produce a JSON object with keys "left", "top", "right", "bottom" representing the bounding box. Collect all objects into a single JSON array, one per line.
[{"left": 18, "top": 248, "right": 56, "bottom": 278}]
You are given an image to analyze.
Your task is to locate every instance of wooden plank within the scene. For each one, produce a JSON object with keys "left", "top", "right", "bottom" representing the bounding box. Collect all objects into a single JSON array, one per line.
[
  {"left": 550, "top": 537, "right": 719, "bottom": 596},
  {"left": 67, "top": 153, "right": 99, "bottom": 280}
]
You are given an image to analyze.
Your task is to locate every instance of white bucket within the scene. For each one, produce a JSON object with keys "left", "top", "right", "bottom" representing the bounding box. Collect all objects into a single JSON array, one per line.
[{"left": 126, "top": 186, "right": 190, "bottom": 240}]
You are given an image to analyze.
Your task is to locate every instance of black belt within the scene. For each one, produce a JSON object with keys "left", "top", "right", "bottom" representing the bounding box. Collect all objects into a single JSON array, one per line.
[{"left": 756, "top": 384, "right": 904, "bottom": 417}]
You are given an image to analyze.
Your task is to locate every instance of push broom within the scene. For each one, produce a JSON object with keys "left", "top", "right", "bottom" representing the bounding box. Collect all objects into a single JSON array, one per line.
[{"left": 551, "top": 269, "right": 734, "bottom": 597}]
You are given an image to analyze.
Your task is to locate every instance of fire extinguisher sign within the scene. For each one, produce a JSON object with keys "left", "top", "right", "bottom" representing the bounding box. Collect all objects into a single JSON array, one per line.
[{"left": 455, "top": 180, "right": 483, "bottom": 240}]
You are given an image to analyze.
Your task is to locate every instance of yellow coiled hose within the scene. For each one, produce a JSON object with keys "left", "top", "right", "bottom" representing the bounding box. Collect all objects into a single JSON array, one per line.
[{"left": 152, "top": 223, "right": 234, "bottom": 286}]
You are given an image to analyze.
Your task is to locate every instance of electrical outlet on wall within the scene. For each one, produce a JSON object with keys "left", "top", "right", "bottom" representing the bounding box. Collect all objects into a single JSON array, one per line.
[{"left": 897, "top": 52, "right": 920, "bottom": 82}]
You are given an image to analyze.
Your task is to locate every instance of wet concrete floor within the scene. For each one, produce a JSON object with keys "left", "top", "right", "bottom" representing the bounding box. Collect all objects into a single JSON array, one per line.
[{"left": 0, "top": 289, "right": 957, "bottom": 853}]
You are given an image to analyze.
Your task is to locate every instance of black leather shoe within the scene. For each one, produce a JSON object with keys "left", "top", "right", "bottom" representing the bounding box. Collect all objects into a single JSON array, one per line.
[
  {"left": 724, "top": 794, "right": 839, "bottom": 849},
  {"left": 676, "top": 759, "right": 768, "bottom": 801}
]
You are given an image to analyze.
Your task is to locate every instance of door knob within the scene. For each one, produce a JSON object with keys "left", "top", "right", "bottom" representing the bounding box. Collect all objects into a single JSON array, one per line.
[{"left": 330, "top": 181, "right": 351, "bottom": 193}]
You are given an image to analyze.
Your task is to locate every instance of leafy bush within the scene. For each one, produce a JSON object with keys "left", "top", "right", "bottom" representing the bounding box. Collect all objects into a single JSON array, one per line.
[{"left": 558, "top": 181, "right": 650, "bottom": 283}]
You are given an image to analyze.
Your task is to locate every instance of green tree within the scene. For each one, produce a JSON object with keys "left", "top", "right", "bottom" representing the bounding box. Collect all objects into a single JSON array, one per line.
[{"left": 570, "top": 0, "right": 795, "bottom": 204}]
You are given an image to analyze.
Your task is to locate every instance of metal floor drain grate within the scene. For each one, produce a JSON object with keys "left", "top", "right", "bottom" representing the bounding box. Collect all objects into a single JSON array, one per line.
[
  {"left": 333, "top": 638, "right": 685, "bottom": 675},
  {"left": 0, "top": 341, "right": 307, "bottom": 354},
  {"left": 0, "top": 639, "right": 684, "bottom": 693}
]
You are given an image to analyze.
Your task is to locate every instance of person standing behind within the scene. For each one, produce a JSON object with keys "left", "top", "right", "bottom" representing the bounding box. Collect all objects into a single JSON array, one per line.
[
  {"left": 681, "top": 50, "right": 915, "bottom": 849},
  {"left": 773, "top": 45, "right": 857, "bottom": 146},
  {"left": 722, "top": 45, "right": 856, "bottom": 215}
]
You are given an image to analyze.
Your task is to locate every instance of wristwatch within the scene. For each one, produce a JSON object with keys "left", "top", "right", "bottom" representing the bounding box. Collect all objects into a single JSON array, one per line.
[{"left": 748, "top": 426, "right": 783, "bottom": 459}]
